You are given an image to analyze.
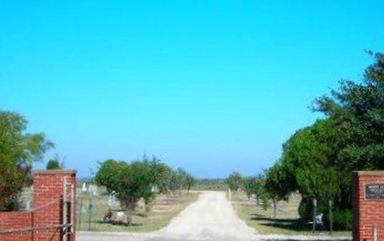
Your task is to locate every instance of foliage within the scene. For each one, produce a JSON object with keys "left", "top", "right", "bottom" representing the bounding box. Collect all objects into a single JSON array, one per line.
[
  {"left": 225, "top": 171, "right": 243, "bottom": 191},
  {"left": 298, "top": 197, "right": 327, "bottom": 221},
  {"left": 46, "top": 159, "right": 61, "bottom": 169},
  {"left": 96, "top": 158, "right": 173, "bottom": 215},
  {"left": 265, "top": 164, "right": 295, "bottom": 201},
  {"left": 193, "top": 178, "right": 227, "bottom": 191},
  {"left": 324, "top": 209, "right": 353, "bottom": 230},
  {"left": 185, "top": 173, "right": 196, "bottom": 192},
  {"left": 169, "top": 168, "right": 196, "bottom": 193},
  {"left": 242, "top": 176, "right": 258, "bottom": 199},
  {"left": 0, "top": 111, "right": 53, "bottom": 210},
  {"left": 46, "top": 154, "right": 64, "bottom": 170},
  {"left": 95, "top": 158, "right": 193, "bottom": 220},
  {"left": 265, "top": 52, "right": 384, "bottom": 229}
]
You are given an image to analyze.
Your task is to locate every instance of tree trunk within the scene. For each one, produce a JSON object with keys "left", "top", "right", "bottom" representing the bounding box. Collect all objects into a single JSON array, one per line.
[
  {"left": 273, "top": 199, "right": 277, "bottom": 218},
  {"left": 312, "top": 198, "right": 317, "bottom": 233},
  {"left": 329, "top": 200, "right": 333, "bottom": 235},
  {"left": 124, "top": 200, "right": 137, "bottom": 225}
]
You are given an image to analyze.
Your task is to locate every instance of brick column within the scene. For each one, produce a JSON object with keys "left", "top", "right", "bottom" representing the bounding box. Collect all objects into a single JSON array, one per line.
[
  {"left": 352, "top": 171, "right": 384, "bottom": 241},
  {"left": 33, "top": 170, "right": 76, "bottom": 241}
]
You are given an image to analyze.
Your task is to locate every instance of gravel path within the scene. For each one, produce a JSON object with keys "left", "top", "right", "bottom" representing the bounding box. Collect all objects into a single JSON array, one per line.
[{"left": 78, "top": 191, "right": 351, "bottom": 241}]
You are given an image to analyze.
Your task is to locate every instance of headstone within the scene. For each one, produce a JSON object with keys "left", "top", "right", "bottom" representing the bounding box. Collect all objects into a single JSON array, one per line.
[
  {"left": 108, "top": 192, "right": 117, "bottom": 207},
  {"left": 315, "top": 213, "right": 324, "bottom": 226},
  {"left": 88, "top": 184, "right": 98, "bottom": 196},
  {"left": 82, "top": 183, "right": 87, "bottom": 192},
  {"left": 25, "top": 200, "right": 31, "bottom": 210}
]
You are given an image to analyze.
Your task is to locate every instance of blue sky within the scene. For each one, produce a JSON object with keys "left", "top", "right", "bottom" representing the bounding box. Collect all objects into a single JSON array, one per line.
[{"left": 1, "top": 0, "right": 383, "bottom": 178}]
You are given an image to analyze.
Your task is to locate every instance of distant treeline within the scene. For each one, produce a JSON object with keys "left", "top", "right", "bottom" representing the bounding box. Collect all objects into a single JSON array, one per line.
[{"left": 192, "top": 178, "right": 227, "bottom": 191}]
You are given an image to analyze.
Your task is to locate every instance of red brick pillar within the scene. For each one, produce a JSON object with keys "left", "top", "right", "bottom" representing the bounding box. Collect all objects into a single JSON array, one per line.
[
  {"left": 352, "top": 171, "right": 384, "bottom": 241},
  {"left": 33, "top": 170, "right": 76, "bottom": 241}
]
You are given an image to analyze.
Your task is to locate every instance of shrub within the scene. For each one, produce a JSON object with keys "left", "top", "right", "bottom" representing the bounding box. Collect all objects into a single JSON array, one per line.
[
  {"left": 298, "top": 197, "right": 327, "bottom": 221},
  {"left": 324, "top": 209, "right": 352, "bottom": 230},
  {"left": 46, "top": 159, "right": 61, "bottom": 169}
]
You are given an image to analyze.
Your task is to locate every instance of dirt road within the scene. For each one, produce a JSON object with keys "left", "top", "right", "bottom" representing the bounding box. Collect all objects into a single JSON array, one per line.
[{"left": 78, "top": 191, "right": 257, "bottom": 241}]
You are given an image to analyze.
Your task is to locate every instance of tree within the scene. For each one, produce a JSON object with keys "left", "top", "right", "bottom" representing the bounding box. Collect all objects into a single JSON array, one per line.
[
  {"left": 46, "top": 154, "right": 63, "bottom": 170},
  {"left": 314, "top": 52, "right": 384, "bottom": 174},
  {"left": 265, "top": 53, "right": 384, "bottom": 230},
  {"left": 225, "top": 171, "right": 243, "bottom": 191},
  {"left": 169, "top": 168, "right": 187, "bottom": 195},
  {"left": 46, "top": 160, "right": 61, "bottom": 169},
  {"left": 265, "top": 164, "right": 294, "bottom": 217},
  {"left": 0, "top": 111, "right": 53, "bottom": 210},
  {"left": 95, "top": 158, "right": 173, "bottom": 222},
  {"left": 275, "top": 119, "right": 342, "bottom": 221},
  {"left": 148, "top": 156, "right": 172, "bottom": 194},
  {"left": 265, "top": 164, "right": 294, "bottom": 201},
  {"left": 185, "top": 173, "right": 196, "bottom": 192},
  {"left": 242, "top": 176, "right": 258, "bottom": 200}
]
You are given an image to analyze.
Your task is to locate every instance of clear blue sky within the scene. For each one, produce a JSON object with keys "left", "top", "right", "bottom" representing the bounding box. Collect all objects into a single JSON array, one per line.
[{"left": 1, "top": 0, "right": 383, "bottom": 178}]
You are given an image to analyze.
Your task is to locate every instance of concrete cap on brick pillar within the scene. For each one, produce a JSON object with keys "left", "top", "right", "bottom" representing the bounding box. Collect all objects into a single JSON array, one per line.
[
  {"left": 33, "top": 170, "right": 77, "bottom": 175},
  {"left": 353, "top": 171, "right": 384, "bottom": 176}
]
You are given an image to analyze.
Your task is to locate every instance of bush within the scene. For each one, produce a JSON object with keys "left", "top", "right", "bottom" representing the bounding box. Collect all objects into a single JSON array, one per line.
[
  {"left": 46, "top": 159, "right": 61, "bottom": 169},
  {"left": 298, "top": 198, "right": 328, "bottom": 221},
  {"left": 324, "top": 209, "right": 352, "bottom": 230}
]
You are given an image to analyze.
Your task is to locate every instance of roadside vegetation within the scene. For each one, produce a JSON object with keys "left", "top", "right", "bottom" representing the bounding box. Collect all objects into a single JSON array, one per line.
[
  {"left": 89, "top": 156, "right": 197, "bottom": 229},
  {"left": 77, "top": 189, "right": 198, "bottom": 232},
  {"left": 0, "top": 111, "right": 53, "bottom": 211},
  {"left": 231, "top": 191, "right": 350, "bottom": 236},
  {"left": 228, "top": 52, "right": 384, "bottom": 236},
  {"left": 0, "top": 110, "right": 198, "bottom": 232}
]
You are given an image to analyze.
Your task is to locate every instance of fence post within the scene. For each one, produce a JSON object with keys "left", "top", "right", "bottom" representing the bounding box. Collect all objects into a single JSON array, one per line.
[
  {"left": 62, "top": 177, "right": 68, "bottom": 240},
  {"left": 88, "top": 196, "right": 93, "bottom": 231},
  {"left": 71, "top": 183, "right": 75, "bottom": 234},
  {"left": 78, "top": 196, "right": 83, "bottom": 230}
]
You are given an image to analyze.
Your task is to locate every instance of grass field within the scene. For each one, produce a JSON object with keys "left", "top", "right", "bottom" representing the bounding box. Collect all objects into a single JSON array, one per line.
[
  {"left": 231, "top": 191, "right": 351, "bottom": 237},
  {"left": 77, "top": 191, "right": 199, "bottom": 232}
]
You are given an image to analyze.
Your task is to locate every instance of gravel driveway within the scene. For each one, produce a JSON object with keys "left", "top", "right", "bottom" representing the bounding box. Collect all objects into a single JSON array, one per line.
[{"left": 78, "top": 191, "right": 351, "bottom": 241}]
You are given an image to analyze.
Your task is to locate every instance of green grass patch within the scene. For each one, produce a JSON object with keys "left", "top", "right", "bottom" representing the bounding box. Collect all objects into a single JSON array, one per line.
[{"left": 77, "top": 191, "right": 199, "bottom": 232}]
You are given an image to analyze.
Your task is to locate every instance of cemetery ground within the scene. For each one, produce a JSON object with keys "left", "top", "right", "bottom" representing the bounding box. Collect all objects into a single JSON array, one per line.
[
  {"left": 78, "top": 191, "right": 352, "bottom": 241},
  {"left": 231, "top": 191, "right": 351, "bottom": 237},
  {"left": 77, "top": 190, "right": 199, "bottom": 232}
]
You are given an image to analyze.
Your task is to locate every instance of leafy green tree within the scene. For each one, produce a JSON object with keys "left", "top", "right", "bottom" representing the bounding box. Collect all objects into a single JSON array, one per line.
[
  {"left": 185, "top": 173, "right": 196, "bottom": 192},
  {"left": 314, "top": 52, "right": 384, "bottom": 183},
  {"left": 46, "top": 154, "right": 63, "bottom": 170},
  {"left": 242, "top": 176, "right": 258, "bottom": 200},
  {"left": 95, "top": 158, "right": 174, "bottom": 221},
  {"left": 265, "top": 164, "right": 294, "bottom": 201},
  {"left": 265, "top": 53, "right": 384, "bottom": 230},
  {"left": 265, "top": 164, "right": 295, "bottom": 217},
  {"left": 0, "top": 111, "right": 53, "bottom": 210},
  {"left": 169, "top": 168, "right": 188, "bottom": 195},
  {"left": 225, "top": 171, "right": 243, "bottom": 191},
  {"left": 148, "top": 157, "right": 172, "bottom": 194},
  {"left": 46, "top": 159, "right": 61, "bottom": 169}
]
